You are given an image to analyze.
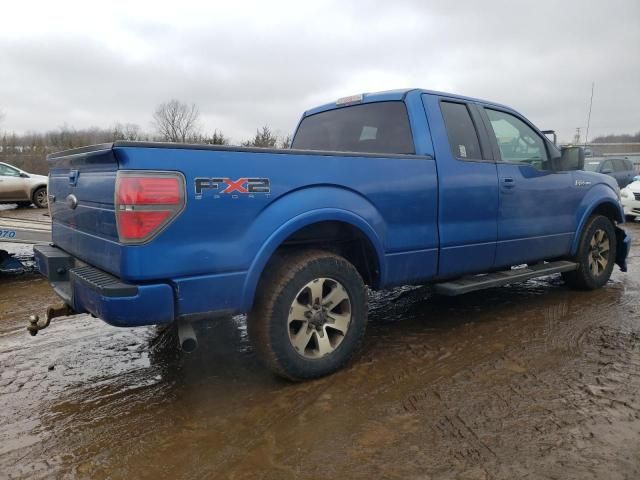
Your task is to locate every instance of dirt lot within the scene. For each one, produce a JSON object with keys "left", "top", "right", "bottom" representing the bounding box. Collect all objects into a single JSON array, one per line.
[{"left": 1, "top": 206, "right": 639, "bottom": 479}]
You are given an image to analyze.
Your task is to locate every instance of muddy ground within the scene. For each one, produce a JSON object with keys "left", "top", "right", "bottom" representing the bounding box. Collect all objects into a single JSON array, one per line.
[{"left": 1, "top": 206, "right": 639, "bottom": 479}]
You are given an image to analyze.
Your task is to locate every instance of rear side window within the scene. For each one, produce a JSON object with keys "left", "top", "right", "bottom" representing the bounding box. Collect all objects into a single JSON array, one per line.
[
  {"left": 613, "top": 158, "right": 632, "bottom": 171},
  {"left": 292, "top": 101, "right": 415, "bottom": 154},
  {"left": 440, "top": 102, "right": 482, "bottom": 160}
]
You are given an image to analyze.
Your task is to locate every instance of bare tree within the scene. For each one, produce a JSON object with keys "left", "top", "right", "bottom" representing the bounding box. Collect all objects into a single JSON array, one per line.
[
  {"left": 152, "top": 99, "right": 200, "bottom": 143},
  {"left": 113, "top": 122, "right": 142, "bottom": 141},
  {"left": 279, "top": 134, "right": 292, "bottom": 149},
  {"left": 203, "top": 129, "right": 229, "bottom": 145},
  {"left": 242, "top": 125, "right": 279, "bottom": 148}
]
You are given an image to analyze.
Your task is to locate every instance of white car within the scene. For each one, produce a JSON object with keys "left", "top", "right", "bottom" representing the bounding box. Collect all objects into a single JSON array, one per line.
[
  {"left": 0, "top": 162, "right": 49, "bottom": 208},
  {"left": 621, "top": 180, "right": 640, "bottom": 220}
]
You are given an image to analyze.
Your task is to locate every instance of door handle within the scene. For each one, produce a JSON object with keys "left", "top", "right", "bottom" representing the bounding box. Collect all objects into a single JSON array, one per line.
[{"left": 501, "top": 177, "right": 515, "bottom": 189}]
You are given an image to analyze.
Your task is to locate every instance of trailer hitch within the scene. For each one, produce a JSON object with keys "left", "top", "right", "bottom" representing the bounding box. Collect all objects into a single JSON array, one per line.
[{"left": 27, "top": 303, "right": 75, "bottom": 336}]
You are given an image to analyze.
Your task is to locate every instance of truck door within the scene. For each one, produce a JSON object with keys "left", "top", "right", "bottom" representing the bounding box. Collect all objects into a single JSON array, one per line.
[
  {"left": 422, "top": 95, "right": 499, "bottom": 278},
  {"left": 479, "top": 106, "right": 580, "bottom": 267}
]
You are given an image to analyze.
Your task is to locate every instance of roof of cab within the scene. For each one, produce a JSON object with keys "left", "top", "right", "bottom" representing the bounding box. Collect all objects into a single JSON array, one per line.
[{"left": 303, "top": 88, "right": 511, "bottom": 117}]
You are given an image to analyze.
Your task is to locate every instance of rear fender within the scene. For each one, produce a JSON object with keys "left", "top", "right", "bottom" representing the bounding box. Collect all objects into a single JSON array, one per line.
[{"left": 240, "top": 187, "right": 386, "bottom": 311}]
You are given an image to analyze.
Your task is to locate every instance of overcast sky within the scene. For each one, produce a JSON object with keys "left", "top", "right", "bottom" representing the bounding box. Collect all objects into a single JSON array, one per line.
[{"left": 0, "top": 0, "right": 638, "bottom": 143}]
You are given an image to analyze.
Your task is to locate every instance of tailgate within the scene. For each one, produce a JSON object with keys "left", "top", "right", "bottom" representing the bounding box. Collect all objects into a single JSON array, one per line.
[{"left": 47, "top": 143, "right": 122, "bottom": 276}]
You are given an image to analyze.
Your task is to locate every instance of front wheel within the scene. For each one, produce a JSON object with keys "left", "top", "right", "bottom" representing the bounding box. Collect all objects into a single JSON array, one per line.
[
  {"left": 248, "top": 250, "right": 368, "bottom": 381},
  {"left": 562, "top": 215, "right": 617, "bottom": 290},
  {"left": 32, "top": 187, "right": 48, "bottom": 208}
]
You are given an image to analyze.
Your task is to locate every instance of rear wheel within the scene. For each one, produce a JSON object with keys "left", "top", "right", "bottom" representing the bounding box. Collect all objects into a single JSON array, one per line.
[
  {"left": 562, "top": 215, "right": 616, "bottom": 290},
  {"left": 32, "top": 187, "right": 48, "bottom": 208},
  {"left": 248, "top": 250, "right": 368, "bottom": 381}
]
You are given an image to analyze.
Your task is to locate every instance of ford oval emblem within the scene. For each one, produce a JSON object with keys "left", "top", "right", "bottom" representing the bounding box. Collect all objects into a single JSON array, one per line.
[{"left": 66, "top": 194, "right": 78, "bottom": 209}]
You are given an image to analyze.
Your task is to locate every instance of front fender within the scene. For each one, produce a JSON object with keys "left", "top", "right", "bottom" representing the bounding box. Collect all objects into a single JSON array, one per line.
[
  {"left": 239, "top": 186, "right": 386, "bottom": 311},
  {"left": 571, "top": 183, "right": 624, "bottom": 255}
]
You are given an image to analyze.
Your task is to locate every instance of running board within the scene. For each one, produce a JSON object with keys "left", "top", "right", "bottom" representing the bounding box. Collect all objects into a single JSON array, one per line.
[{"left": 434, "top": 261, "right": 578, "bottom": 296}]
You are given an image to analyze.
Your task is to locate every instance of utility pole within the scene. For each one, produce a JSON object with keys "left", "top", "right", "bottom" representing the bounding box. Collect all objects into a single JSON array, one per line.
[
  {"left": 584, "top": 82, "right": 595, "bottom": 147},
  {"left": 573, "top": 127, "right": 581, "bottom": 145}
]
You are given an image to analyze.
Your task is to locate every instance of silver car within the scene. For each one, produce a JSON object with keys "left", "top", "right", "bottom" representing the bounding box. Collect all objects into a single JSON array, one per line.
[{"left": 0, "top": 162, "right": 48, "bottom": 208}]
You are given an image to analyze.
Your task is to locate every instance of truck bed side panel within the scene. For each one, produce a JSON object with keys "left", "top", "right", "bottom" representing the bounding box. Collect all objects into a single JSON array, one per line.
[{"left": 113, "top": 146, "right": 439, "bottom": 289}]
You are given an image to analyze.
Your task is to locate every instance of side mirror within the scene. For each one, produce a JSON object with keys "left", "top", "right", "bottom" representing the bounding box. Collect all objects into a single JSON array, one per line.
[
  {"left": 19, "top": 172, "right": 30, "bottom": 178},
  {"left": 601, "top": 168, "right": 613, "bottom": 175},
  {"left": 557, "top": 146, "right": 585, "bottom": 171},
  {"left": 541, "top": 130, "right": 557, "bottom": 145}
]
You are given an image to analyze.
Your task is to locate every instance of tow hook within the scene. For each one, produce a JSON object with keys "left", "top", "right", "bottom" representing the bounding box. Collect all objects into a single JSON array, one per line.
[{"left": 27, "top": 303, "right": 75, "bottom": 336}]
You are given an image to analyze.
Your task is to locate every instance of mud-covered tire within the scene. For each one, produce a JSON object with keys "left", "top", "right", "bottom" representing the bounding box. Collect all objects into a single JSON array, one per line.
[
  {"left": 248, "top": 250, "right": 368, "bottom": 381},
  {"left": 562, "top": 215, "right": 617, "bottom": 290},
  {"left": 32, "top": 187, "right": 48, "bottom": 208}
]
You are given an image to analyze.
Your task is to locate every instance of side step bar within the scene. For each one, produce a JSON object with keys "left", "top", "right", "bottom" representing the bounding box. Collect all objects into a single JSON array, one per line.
[{"left": 434, "top": 260, "right": 578, "bottom": 296}]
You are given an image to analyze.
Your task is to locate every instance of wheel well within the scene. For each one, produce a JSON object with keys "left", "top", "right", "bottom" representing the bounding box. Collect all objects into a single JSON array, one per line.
[
  {"left": 269, "top": 221, "right": 380, "bottom": 287},
  {"left": 31, "top": 184, "right": 47, "bottom": 198},
  {"left": 591, "top": 201, "right": 622, "bottom": 224}
]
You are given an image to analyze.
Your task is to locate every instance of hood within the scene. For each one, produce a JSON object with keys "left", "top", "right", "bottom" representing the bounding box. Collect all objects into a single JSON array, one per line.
[
  {"left": 622, "top": 180, "right": 640, "bottom": 192},
  {"left": 29, "top": 173, "right": 48, "bottom": 182}
]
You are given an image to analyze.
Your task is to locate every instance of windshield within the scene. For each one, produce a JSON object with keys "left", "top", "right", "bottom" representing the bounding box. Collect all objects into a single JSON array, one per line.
[
  {"left": 584, "top": 161, "right": 601, "bottom": 171},
  {"left": 292, "top": 101, "right": 415, "bottom": 154}
]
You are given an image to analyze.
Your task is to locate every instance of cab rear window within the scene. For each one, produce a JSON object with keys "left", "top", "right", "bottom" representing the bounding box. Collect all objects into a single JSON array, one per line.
[{"left": 292, "top": 101, "right": 415, "bottom": 155}]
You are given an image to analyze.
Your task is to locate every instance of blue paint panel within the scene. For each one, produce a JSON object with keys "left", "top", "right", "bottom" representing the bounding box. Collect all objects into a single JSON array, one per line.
[
  {"left": 52, "top": 222, "right": 122, "bottom": 277},
  {"left": 422, "top": 93, "right": 499, "bottom": 276},
  {"left": 439, "top": 242, "right": 497, "bottom": 278},
  {"left": 496, "top": 233, "right": 574, "bottom": 266},
  {"left": 494, "top": 163, "right": 580, "bottom": 267},
  {"left": 72, "top": 282, "right": 174, "bottom": 327},
  {"left": 383, "top": 248, "right": 438, "bottom": 287},
  {"left": 172, "top": 271, "right": 246, "bottom": 316}
]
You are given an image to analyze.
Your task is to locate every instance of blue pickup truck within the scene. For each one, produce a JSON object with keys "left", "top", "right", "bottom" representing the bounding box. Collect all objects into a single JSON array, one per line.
[{"left": 32, "top": 88, "right": 630, "bottom": 380}]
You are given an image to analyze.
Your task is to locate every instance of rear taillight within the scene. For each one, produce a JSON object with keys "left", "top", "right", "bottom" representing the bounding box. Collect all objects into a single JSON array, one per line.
[{"left": 115, "top": 171, "right": 185, "bottom": 244}]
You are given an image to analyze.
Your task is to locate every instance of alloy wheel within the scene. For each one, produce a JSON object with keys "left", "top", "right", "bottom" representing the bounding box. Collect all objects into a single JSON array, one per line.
[{"left": 287, "top": 277, "right": 351, "bottom": 359}]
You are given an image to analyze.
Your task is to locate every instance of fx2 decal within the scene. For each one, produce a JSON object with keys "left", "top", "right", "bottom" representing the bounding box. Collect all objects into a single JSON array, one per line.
[{"left": 194, "top": 177, "right": 271, "bottom": 199}]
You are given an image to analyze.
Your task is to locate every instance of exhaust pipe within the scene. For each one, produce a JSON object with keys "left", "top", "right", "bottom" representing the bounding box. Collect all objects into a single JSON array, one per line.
[{"left": 178, "top": 320, "right": 198, "bottom": 353}]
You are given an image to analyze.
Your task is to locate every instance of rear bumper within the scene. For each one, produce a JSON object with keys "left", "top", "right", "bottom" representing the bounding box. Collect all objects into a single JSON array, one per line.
[{"left": 34, "top": 244, "right": 174, "bottom": 326}]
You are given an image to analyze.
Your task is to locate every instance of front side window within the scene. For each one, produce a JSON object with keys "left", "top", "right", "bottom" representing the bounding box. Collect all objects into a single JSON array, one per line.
[
  {"left": 440, "top": 101, "right": 482, "bottom": 160},
  {"left": 292, "top": 101, "right": 415, "bottom": 155},
  {"left": 485, "top": 108, "right": 549, "bottom": 169},
  {"left": 0, "top": 164, "right": 20, "bottom": 177}
]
